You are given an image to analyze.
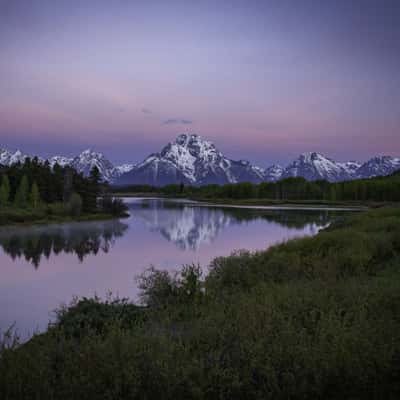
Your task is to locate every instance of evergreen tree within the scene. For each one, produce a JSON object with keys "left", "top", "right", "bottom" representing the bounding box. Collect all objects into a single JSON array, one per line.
[
  {"left": 85, "top": 166, "right": 101, "bottom": 212},
  {"left": 67, "top": 192, "right": 83, "bottom": 216},
  {"left": 14, "top": 175, "right": 29, "bottom": 208},
  {"left": 63, "top": 168, "right": 74, "bottom": 204},
  {"left": 0, "top": 175, "right": 10, "bottom": 206},
  {"left": 30, "top": 181, "right": 41, "bottom": 208}
]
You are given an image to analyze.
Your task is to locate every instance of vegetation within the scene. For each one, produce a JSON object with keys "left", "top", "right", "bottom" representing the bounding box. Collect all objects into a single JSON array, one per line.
[
  {"left": 1, "top": 207, "right": 400, "bottom": 399},
  {"left": 114, "top": 169, "right": 400, "bottom": 203},
  {"left": 0, "top": 158, "right": 129, "bottom": 226}
]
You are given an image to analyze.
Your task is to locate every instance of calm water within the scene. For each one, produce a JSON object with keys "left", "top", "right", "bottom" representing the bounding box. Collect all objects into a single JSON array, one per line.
[{"left": 0, "top": 198, "right": 352, "bottom": 338}]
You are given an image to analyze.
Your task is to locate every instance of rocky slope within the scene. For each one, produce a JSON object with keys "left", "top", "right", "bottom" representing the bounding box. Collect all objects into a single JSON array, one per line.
[{"left": 115, "top": 134, "right": 264, "bottom": 186}]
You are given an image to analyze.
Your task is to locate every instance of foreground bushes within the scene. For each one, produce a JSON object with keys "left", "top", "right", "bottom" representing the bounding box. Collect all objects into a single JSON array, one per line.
[{"left": 1, "top": 207, "right": 400, "bottom": 399}]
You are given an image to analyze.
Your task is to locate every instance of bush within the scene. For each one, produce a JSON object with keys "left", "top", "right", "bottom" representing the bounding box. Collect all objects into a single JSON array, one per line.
[{"left": 99, "top": 195, "right": 129, "bottom": 216}]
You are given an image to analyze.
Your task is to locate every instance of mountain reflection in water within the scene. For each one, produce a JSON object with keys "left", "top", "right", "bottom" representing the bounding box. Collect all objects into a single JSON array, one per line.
[
  {"left": 128, "top": 199, "right": 344, "bottom": 250},
  {"left": 0, "top": 199, "right": 348, "bottom": 268}
]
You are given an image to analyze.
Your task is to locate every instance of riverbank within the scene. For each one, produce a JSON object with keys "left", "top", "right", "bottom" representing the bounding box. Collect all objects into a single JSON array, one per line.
[
  {"left": 113, "top": 192, "right": 372, "bottom": 209},
  {"left": 1, "top": 206, "right": 400, "bottom": 399},
  {"left": 0, "top": 206, "right": 129, "bottom": 227}
]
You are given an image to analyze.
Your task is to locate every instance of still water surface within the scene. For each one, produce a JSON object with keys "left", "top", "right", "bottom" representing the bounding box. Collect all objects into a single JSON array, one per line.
[{"left": 0, "top": 198, "right": 353, "bottom": 338}]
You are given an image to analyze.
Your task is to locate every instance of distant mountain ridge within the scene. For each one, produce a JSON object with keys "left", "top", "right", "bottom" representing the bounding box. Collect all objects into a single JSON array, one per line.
[
  {"left": 0, "top": 147, "right": 135, "bottom": 182},
  {"left": 1, "top": 134, "right": 400, "bottom": 184}
]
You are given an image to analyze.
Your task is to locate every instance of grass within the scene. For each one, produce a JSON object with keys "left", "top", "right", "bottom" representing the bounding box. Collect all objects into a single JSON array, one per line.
[{"left": 1, "top": 207, "right": 400, "bottom": 399}]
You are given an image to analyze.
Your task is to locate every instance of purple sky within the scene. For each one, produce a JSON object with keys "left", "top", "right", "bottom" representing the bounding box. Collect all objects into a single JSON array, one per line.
[{"left": 0, "top": 0, "right": 399, "bottom": 166}]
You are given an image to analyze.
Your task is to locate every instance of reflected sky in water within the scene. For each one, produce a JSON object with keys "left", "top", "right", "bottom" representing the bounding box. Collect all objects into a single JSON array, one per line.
[{"left": 0, "top": 198, "right": 350, "bottom": 338}]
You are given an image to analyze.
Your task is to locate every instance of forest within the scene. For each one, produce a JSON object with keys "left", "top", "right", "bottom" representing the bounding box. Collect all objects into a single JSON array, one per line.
[
  {"left": 114, "top": 170, "right": 400, "bottom": 203},
  {"left": 0, "top": 158, "right": 128, "bottom": 225}
]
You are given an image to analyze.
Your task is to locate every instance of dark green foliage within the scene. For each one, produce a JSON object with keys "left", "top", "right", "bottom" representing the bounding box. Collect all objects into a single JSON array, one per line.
[
  {"left": 98, "top": 194, "right": 129, "bottom": 216},
  {"left": 53, "top": 296, "right": 146, "bottom": 339},
  {"left": 14, "top": 175, "right": 29, "bottom": 208},
  {"left": 83, "top": 166, "right": 101, "bottom": 212},
  {"left": 0, "top": 161, "right": 128, "bottom": 224},
  {"left": 0, "top": 174, "right": 10, "bottom": 206},
  {"left": 137, "top": 264, "right": 203, "bottom": 309},
  {"left": 114, "top": 171, "right": 400, "bottom": 203},
  {"left": 1, "top": 208, "right": 400, "bottom": 398},
  {"left": 66, "top": 192, "right": 83, "bottom": 216},
  {"left": 30, "top": 181, "right": 40, "bottom": 208}
]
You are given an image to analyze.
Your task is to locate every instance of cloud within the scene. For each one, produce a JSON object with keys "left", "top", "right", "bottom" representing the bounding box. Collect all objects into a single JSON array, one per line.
[
  {"left": 141, "top": 108, "right": 152, "bottom": 114},
  {"left": 163, "top": 118, "right": 193, "bottom": 125}
]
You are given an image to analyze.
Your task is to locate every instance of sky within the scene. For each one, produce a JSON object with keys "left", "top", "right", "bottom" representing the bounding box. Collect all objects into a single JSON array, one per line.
[{"left": 0, "top": 0, "right": 399, "bottom": 167}]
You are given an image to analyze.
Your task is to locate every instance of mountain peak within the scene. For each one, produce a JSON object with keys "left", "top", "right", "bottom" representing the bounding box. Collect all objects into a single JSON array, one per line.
[
  {"left": 173, "top": 133, "right": 214, "bottom": 149},
  {"left": 175, "top": 133, "right": 199, "bottom": 144},
  {"left": 116, "top": 134, "right": 264, "bottom": 186},
  {"left": 299, "top": 152, "right": 328, "bottom": 162},
  {"left": 79, "top": 148, "right": 103, "bottom": 157}
]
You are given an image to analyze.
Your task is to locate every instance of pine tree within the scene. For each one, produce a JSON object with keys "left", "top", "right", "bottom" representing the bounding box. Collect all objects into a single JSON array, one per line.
[
  {"left": 14, "top": 175, "right": 29, "bottom": 208},
  {"left": 30, "top": 181, "right": 41, "bottom": 208},
  {"left": 0, "top": 175, "right": 10, "bottom": 207},
  {"left": 63, "top": 168, "right": 73, "bottom": 204},
  {"left": 86, "top": 166, "right": 101, "bottom": 212}
]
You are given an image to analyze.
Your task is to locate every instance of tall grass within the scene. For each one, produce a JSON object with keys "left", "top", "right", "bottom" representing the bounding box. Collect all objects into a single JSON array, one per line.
[{"left": 1, "top": 207, "right": 400, "bottom": 399}]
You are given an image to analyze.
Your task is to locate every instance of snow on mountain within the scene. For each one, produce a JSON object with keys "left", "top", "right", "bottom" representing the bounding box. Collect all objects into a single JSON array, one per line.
[
  {"left": 69, "top": 149, "right": 117, "bottom": 182},
  {"left": 49, "top": 155, "right": 74, "bottom": 168},
  {"left": 0, "top": 148, "right": 28, "bottom": 166},
  {"left": 48, "top": 151, "right": 134, "bottom": 181},
  {"left": 113, "top": 163, "right": 135, "bottom": 175},
  {"left": 115, "top": 134, "right": 265, "bottom": 186},
  {"left": 356, "top": 156, "right": 400, "bottom": 179},
  {"left": 281, "top": 152, "right": 350, "bottom": 182},
  {"left": 338, "top": 161, "right": 362, "bottom": 177},
  {"left": 2, "top": 140, "right": 400, "bottom": 185},
  {"left": 264, "top": 164, "right": 284, "bottom": 182}
]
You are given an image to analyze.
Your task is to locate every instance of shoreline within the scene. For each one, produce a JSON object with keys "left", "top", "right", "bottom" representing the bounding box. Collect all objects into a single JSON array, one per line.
[
  {"left": 0, "top": 212, "right": 129, "bottom": 228},
  {"left": 114, "top": 193, "right": 371, "bottom": 210}
]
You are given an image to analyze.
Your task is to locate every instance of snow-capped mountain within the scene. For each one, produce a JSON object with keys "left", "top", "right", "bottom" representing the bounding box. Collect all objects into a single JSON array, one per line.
[
  {"left": 281, "top": 152, "right": 351, "bottom": 182},
  {"left": 355, "top": 156, "right": 400, "bottom": 179},
  {"left": 113, "top": 163, "right": 136, "bottom": 175},
  {"left": 115, "top": 134, "right": 265, "bottom": 186},
  {"left": 69, "top": 149, "right": 117, "bottom": 182},
  {"left": 338, "top": 161, "right": 362, "bottom": 176},
  {"left": 0, "top": 148, "right": 29, "bottom": 166},
  {"left": 0, "top": 148, "right": 128, "bottom": 182},
  {"left": 2, "top": 137, "right": 400, "bottom": 185},
  {"left": 264, "top": 164, "right": 284, "bottom": 182},
  {"left": 48, "top": 155, "right": 74, "bottom": 168}
]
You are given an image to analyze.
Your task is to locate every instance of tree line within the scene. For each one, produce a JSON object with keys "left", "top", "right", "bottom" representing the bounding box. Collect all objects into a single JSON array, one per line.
[
  {"left": 0, "top": 157, "right": 127, "bottom": 217},
  {"left": 114, "top": 170, "right": 400, "bottom": 202}
]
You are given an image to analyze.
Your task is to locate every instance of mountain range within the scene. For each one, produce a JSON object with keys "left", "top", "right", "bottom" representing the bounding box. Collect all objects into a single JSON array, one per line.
[{"left": 1, "top": 134, "right": 400, "bottom": 185}]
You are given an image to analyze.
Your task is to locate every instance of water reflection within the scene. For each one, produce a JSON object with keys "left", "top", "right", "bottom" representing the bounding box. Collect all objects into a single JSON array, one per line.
[
  {"left": 0, "top": 219, "right": 128, "bottom": 268},
  {"left": 0, "top": 199, "right": 354, "bottom": 337},
  {"left": 128, "top": 199, "right": 344, "bottom": 250},
  {"left": 0, "top": 199, "right": 348, "bottom": 267}
]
